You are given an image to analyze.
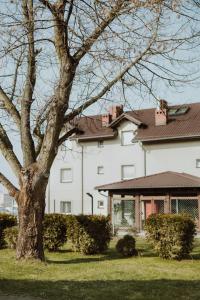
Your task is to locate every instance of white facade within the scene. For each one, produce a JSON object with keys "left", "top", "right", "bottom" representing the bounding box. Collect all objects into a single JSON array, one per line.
[{"left": 47, "top": 114, "right": 200, "bottom": 216}]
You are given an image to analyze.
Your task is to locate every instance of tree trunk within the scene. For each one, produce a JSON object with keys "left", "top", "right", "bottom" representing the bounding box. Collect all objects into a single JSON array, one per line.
[{"left": 16, "top": 176, "right": 47, "bottom": 261}]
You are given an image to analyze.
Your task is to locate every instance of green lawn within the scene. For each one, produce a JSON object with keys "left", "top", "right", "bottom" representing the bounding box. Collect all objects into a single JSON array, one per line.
[{"left": 1, "top": 238, "right": 200, "bottom": 300}]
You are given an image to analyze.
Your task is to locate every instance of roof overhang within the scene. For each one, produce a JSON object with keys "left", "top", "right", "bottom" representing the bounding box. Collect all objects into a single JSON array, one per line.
[
  {"left": 96, "top": 171, "right": 200, "bottom": 192},
  {"left": 134, "top": 134, "right": 200, "bottom": 143},
  {"left": 109, "top": 113, "right": 143, "bottom": 128}
]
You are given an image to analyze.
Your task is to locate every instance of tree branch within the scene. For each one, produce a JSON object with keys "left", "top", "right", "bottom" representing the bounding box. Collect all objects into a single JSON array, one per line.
[
  {"left": 58, "top": 127, "right": 79, "bottom": 146},
  {"left": 0, "top": 172, "right": 19, "bottom": 198},
  {"left": 73, "top": 0, "right": 125, "bottom": 62},
  {"left": 0, "top": 123, "right": 22, "bottom": 177},
  {"left": 21, "top": 0, "right": 37, "bottom": 166},
  {"left": 65, "top": 38, "right": 154, "bottom": 122},
  {"left": 0, "top": 86, "right": 21, "bottom": 128}
]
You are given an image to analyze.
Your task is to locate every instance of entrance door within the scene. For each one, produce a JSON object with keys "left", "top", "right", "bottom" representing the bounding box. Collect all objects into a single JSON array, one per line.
[{"left": 141, "top": 199, "right": 164, "bottom": 229}]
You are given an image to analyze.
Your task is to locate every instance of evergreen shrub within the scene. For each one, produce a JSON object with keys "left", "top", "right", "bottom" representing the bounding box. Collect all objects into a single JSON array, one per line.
[{"left": 145, "top": 213, "right": 196, "bottom": 260}]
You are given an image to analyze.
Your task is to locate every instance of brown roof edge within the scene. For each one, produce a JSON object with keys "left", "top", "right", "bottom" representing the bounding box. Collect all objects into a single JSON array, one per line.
[
  {"left": 109, "top": 113, "right": 143, "bottom": 128},
  {"left": 75, "top": 131, "right": 118, "bottom": 142},
  {"left": 134, "top": 134, "right": 200, "bottom": 143},
  {"left": 96, "top": 171, "right": 200, "bottom": 191}
]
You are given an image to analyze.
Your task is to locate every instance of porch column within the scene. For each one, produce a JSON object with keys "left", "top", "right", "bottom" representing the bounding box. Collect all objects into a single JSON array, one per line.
[
  {"left": 198, "top": 194, "right": 200, "bottom": 231},
  {"left": 164, "top": 194, "right": 170, "bottom": 214},
  {"left": 108, "top": 193, "right": 113, "bottom": 222},
  {"left": 135, "top": 195, "right": 141, "bottom": 232}
]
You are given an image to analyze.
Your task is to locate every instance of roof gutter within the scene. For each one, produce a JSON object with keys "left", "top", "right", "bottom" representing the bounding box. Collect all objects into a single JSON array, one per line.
[
  {"left": 75, "top": 131, "right": 118, "bottom": 142},
  {"left": 134, "top": 134, "right": 200, "bottom": 143}
]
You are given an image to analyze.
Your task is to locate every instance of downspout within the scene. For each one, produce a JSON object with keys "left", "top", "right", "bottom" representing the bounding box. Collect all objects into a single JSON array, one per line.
[
  {"left": 140, "top": 142, "right": 147, "bottom": 176},
  {"left": 47, "top": 174, "right": 51, "bottom": 213},
  {"left": 144, "top": 145, "right": 147, "bottom": 176},
  {"left": 81, "top": 144, "right": 84, "bottom": 214}
]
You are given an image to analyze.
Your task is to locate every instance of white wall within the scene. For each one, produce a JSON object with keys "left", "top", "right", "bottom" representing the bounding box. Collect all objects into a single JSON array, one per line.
[
  {"left": 47, "top": 139, "right": 83, "bottom": 214},
  {"left": 48, "top": 120, "right": 145, "bottom": 215},
  {"left": 145, "top": 140, "right": 200, "bottom": 177}
]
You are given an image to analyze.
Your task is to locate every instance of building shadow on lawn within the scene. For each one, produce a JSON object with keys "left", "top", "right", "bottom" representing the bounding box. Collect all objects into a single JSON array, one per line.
[
  {"left": 0, "top": 279, "right": 200, "bottom": 300},
  {"left": 47, "top": 247, "right": 157, "bottom": 265}
]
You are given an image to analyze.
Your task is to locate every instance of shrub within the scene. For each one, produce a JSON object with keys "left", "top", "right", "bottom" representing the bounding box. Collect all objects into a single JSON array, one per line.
[
  {"left": 0, "top": 213, "right": 17, "bottom": 248},
  {"left": 66, "top": 215, "right": 112, "bottom": 255},
  {"left": 43, "top": 214, "right": 67, "bottom": 251},
  {"left": 4, "top": 226, "right": 18, "bottom": 249},
  {"left": 116, "top": 235, "right": 138, "bottom": 257},
  {"left": 145, "top": 213, "right": 196, "bottom": 260}
]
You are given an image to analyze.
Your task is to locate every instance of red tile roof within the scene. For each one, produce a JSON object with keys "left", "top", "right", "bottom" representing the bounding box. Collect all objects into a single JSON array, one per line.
[
  {"left": 74, "top": 102, "right": 200, "bottom": 142},
  {"left": 96, "top": 171, "right": 200, "bottom": 191}
]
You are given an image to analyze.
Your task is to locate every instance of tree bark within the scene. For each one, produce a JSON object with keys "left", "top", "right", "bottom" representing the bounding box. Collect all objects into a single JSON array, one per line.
[{"left": 16, "top": 174, "right": 48, "bottom": 261}]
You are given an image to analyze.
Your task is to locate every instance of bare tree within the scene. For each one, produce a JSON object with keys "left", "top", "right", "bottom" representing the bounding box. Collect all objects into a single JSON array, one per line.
[{"left": 0, "top": 0, "right": 199, "bottom": 260}]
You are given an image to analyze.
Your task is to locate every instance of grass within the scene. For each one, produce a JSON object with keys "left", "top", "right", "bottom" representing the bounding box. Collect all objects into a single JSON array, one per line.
[{"left": 1, "top": 238, "right": 200, "bottom": 299}]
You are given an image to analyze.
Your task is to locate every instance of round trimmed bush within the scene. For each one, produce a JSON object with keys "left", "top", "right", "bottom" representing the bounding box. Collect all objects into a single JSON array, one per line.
[
  {"left": 116, "top": 235, "right": 138, "bottom": 257},
  {"left": 43, "top": 214, "right": 67, "bottom": 251},
  {"left": 66, "top": 215, "right": 112, "bottom": 255},
  {"left": 145, "top": 213, "right": 196, "bottom": 260}
]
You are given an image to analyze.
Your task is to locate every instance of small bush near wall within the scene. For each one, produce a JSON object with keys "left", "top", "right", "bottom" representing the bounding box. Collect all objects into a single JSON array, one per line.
[
  {"left": 116, "top": 235, "right": 138, "bottom": 257},
  {"left": 0, "top": 214, "right": 17, "bottom": 248},
  {"left": 66, "top": 215, "right": 112, "bottom": 255},
  {"left": 145, "top": 214, "right": 196, "bottom": 260},
  {"left": 43, "top": 214, "right": 67, "bottom": 251},
  {"left": 4, "top": 226, "right": 18, "bottom": 249}
]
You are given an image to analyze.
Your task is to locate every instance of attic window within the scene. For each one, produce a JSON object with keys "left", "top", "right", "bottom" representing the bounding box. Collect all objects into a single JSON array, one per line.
[{"left": 168, "top": 106, "right": 189, "bottom": 116}]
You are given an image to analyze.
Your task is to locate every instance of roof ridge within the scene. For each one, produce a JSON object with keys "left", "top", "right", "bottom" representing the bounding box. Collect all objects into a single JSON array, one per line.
[{"left": 96, "top": 171, "right": 179, "bottom": 189}]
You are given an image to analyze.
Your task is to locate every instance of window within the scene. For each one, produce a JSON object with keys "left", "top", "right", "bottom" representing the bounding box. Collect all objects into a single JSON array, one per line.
[
  {"left": 168, "top": 106, "right": 189, "bottom": 116},
  {"left": 196, "top": 159, "right": 200, "bottom": 168},
  {"left": 60, "top": 168, "right": 72, "bottom": 182},
  {"left": 98, "top": 201, "right": 104, "bottom": 208},
  {"left": 121, "top": 165, "right": 135, "bottom": 180},
  {"left": 98, "top": 141, "right": 104, "bottom": 148},
  {"left": 60, "top": 201, "right": 71, "bottom": 214},
  {"left": 121, "top": 131, "right": 134, "bottom": 146},
  {"left": 97, "top": 166, "right": 104, "bottom": 174}
]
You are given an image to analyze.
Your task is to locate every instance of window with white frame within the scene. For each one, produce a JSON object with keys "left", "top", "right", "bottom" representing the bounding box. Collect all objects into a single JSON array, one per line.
[
  {"left": 97, "top": 166, "right": 104, "bottom": 174},
  {"left": 196, "top": 159, "right": 200, "bottom": 168},
  {"left": 98, "top": 200, "right": 104, "bottom": 209},
  {"left": 60, "top": 168, "right": 73, "bottom": 182},
  {"left": 121, "top": 165, "right": 135, "bottom": 180},
  {"left": 121, "top": 131, "right": 134, "bottom": 146},
  {"left": 60, "top": 201, "right": 71, "bottom": 214},
  {"left": 98, "top": 140, "right": 104, "bottom": 148}
]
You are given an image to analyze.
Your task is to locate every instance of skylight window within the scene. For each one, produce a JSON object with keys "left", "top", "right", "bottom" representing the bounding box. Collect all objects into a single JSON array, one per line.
[{"left": 168, "top": 106, "right": 189, "bottom": 116}]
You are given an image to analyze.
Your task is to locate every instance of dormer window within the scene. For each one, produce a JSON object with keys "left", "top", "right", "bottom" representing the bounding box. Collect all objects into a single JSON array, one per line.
[
  {"left": 121, "top": 131, "right": 134, "bottom": 146},
  {"left": 168, "top": 106, "right": 189, "bottom": 116}
]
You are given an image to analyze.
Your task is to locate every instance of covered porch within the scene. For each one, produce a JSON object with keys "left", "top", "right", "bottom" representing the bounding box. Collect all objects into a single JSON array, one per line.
[{"left": 96, "top": 171, "right": 200, "bottom": 232}]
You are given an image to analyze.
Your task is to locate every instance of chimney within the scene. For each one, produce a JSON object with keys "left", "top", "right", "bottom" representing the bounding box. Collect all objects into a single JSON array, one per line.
[
  {"left": 101, "top": 105, "right": 123, "bottom": 127},
  {"left": 155, "top": 99, "right": 168, "bottom": 126},
  {"left": 102, "top": 114, "right": 111, "bottom": 127},
  {"left": 109, "top": 105, "right": 123, "bottom": 120}
]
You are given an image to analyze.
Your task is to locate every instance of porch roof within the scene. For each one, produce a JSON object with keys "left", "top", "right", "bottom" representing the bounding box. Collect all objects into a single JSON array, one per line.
[{"left": 96, "top": 171, "right": 200, "bottom": 191}]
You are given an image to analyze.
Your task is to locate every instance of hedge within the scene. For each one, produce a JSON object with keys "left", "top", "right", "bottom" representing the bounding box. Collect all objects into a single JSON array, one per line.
[
  {"left": 4, "top": 226, "right": 18, "bottom": 249},
  {"left": 145, "top": 213, "right": 196, "bottom": 260},
  {"left": 66, "top": 215, "right": 112, "bottom": 255},
  {"left": 116, "top": 235, "right": 138, "bottom": 257},
  {"left": 0, "top": 213, "right": 17, "bottom": 248},
  {"left": 43, "top": 214, "right": 67, "bottom": 251}
]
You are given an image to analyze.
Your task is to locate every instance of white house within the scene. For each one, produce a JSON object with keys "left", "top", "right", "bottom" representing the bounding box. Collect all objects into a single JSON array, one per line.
[{"left": 47, "top": 100, "right": 200, "bottom": 228}]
